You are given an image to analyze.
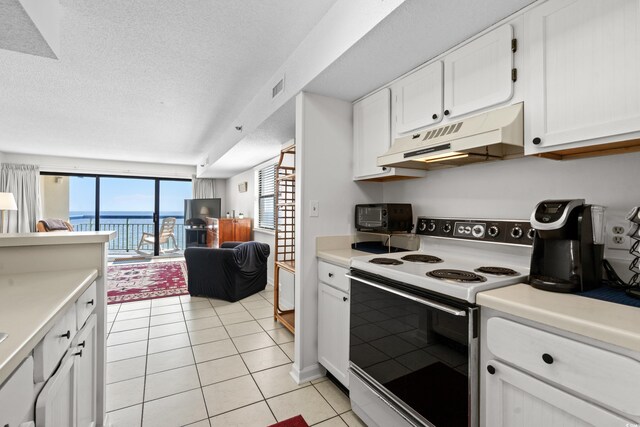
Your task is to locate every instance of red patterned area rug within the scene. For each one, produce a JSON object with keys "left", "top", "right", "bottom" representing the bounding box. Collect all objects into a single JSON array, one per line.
[
  {"left": 268, "top": 415, "right": 309, "bottom": 427},
  {"left": 107, "top": 261, "right": 189, "bottom": 304}
]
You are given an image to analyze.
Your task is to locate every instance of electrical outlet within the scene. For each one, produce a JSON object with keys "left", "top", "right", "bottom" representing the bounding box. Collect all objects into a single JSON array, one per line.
[{"left": 605, "top": 213, "right": 631, "bottom": 251}]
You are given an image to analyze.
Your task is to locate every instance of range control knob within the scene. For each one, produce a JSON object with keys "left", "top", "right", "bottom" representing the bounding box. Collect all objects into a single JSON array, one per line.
[
  {"left": 442, "top": 223, "right": 452, "bottom": 233},
  {"left": 472, "top": 225, "right": 484, "bottom": 237},
  {"left": 427, "top": 222, "right": 436, "bottom": 232},
  {"left": 418, "top": 222, "right": 427, "bottom": 232},
  {"left": 511, "top": 226, "right": 523, "bottom": 239},
  {"left": 527, "top": 228, "right": 536, "bottom": 240},
  {"left": 487, "top": 226, "right": 500, "bottom": 237}
]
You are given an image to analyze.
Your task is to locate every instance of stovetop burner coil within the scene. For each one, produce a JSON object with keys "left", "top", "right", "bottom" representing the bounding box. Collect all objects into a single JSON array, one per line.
[
  {"left": 475, "top": 266, "right": 519, "bottom": 276},
  {"left": 426, "top": 269, "right": 487, "bottom": 283},
  {"left": 369, "top": 257, "right": 404, "bottom": 265},
  {"left": 401, "top": 254, "right": 443, "bottom": 263}
]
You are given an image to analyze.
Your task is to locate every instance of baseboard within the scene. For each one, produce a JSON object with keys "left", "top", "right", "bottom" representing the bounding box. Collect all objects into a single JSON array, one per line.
[{"left": 290, "top": 362, "right": 326, "bottom": 385}]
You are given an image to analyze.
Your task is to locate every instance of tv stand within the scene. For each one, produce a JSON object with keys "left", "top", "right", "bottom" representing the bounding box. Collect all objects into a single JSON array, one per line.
[{"left": 185, "top": 227, "right": 208, "bottom": 248}]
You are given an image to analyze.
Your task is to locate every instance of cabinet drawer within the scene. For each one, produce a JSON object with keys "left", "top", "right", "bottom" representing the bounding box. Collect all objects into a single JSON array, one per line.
[
  {"left": 34, "top": 305, "right": 77, "bottom": 383},
  {"left": 318, "top": 261, "right": 349, "bottom": 292},
  {"left": 0, "top": 356, "right": 34, "bottom": 427},
  {"left": 487, "top": 317, "right": 640, "bottom": 417},
  {"left": 75, "top": 281, "right": 96, "bottom": 330}
]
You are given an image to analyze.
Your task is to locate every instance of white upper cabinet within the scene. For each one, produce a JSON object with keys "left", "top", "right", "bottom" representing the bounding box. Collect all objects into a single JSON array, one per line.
[
  {"left": 353, "top": 88, "right": 392, "bottom": 179},
  {"left": 525, "top": 0, "right": 640, "bottom": 152},
  {"left": 391, "top": 23, "right": 516, "bottom": 139},
  {"left": 394, "top": 61, "right": 443, "bottom": 134},
  {"left": 444, "top": 24, "right": 515, "bottom": 120},
  {"left": 353, "top": 89, "right": 426, "bottom": 180}
]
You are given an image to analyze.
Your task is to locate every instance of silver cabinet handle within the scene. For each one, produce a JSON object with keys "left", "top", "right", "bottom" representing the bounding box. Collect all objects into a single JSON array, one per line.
[{"left": 345, "top": 273, "right": 467, "bottom": 317}]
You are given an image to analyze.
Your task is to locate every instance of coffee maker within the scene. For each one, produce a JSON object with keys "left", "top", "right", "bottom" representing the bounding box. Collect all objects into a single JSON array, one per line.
[{"left": 529, "top": 199, "right": 604, "bottom": 293}]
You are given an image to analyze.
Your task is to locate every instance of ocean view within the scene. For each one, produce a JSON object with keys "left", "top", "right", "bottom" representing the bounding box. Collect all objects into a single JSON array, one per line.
[{"left": 70, "top": 211, "right": 187, "bottom": 253}]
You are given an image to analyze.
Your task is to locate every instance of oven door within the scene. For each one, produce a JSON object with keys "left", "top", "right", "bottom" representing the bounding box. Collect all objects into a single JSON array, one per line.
[{"left": 347, "top": 271, "right": 478, "bottom": 427}]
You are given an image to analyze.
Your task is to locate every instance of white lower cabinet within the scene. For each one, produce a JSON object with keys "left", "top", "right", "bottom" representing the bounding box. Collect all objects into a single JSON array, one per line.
[
  {"left": 486, "top": 360, "right": 634, "bottom": 427},
  {"left": 482, "top": 312, "right": 640, "bottom": 426},
  {"left": 0, "top": 356, "right": 35, "bottom": 427},
  {"left": 318, "top": 264, "right": 350, "bottom": 388},
  {"left": 36, "top": 351, "right": 76, "bottom": 427},
  {"left": 35, "top": 314, "right": 97, "bottom": 427},
  {"left": 74, "top": 315, "right": 97, "bottom": 427}
]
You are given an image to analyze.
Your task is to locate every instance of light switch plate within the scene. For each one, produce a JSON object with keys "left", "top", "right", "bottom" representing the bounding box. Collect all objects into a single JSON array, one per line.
[{"left": 310, "top": 200, "right": 319, "bottom": 217}]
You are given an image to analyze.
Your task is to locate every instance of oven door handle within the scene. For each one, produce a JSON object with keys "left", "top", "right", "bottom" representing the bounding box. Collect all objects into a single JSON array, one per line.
[
  {"left": 350, "top": 366, "right": 425, "bottom": 427},
  {"left": 345, "top": 273, "right": 467, "bottom": 317}
]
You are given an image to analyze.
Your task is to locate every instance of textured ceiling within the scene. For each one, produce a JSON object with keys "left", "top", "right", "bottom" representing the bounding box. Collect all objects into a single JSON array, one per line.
[
  {"left": 0, "top": 0, "right": 338, "bottom": 165},
  {"left": 0, "top": 0, "right": 537, "bottom": 178}
]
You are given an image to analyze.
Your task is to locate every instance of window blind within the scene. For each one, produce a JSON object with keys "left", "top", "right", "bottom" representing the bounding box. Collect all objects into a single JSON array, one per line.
[{"left": 258, "top": 163, "right": 276, "bottom": 229}]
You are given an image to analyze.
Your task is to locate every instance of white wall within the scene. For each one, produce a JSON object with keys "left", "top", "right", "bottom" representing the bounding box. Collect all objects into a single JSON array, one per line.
[
  {"left": 294, "top": 92, "right": 381, "bottom": 383},
  {"left": 224, "top": 168, "right": 255, "bottom": 220},
  {"left": 382, "top": 153, "right": 640, "bottom": 219},
  {"left": 3, "top": 153, "right": 196, "bottom": 179},
  {"left": 40, "top": 175, "right": 69, "bottom": 220}
]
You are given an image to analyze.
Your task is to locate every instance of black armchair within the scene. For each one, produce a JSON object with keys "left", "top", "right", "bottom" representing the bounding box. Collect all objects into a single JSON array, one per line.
[{"left": 184, "top": 241, "right": 271, "bottom": 302}]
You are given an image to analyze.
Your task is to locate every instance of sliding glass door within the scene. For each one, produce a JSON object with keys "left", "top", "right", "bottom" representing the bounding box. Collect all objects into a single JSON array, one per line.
[
  {"left": 69, "top": 176, "right": 97, "bottom": 232},
  {"left": 100, "top": 177, "right": 156, "bottom": 255},
  {"left": 47, "top": 173, "right": 192, "bottom": 257}
]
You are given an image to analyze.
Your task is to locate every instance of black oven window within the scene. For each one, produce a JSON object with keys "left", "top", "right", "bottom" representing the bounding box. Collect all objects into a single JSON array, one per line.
[{"left": 350, "top": 280, "right": 469, "bottom": 427}]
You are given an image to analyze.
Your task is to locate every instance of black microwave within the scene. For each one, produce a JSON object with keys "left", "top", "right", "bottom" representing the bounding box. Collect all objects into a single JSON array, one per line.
[{"left": 355, "top": 204, "right": 413, "bottom": 233}]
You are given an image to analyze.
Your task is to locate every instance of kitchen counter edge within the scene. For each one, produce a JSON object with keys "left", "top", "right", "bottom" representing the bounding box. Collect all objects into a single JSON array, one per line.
[
  {"left": 0, "top": 269, "right": 98, "bottom": 386},
  {"left": 0, "top": 231, "right": 116, "bottom": 247},
  {"left": 316, "top": 248, "right": 371, "bottom": 268},
  {"left": 477, "top": 284, "right": 640, "bottom": 353}
]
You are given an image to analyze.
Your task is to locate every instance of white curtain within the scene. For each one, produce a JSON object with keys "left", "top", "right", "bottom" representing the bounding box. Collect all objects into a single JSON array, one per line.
[
  {"left": 192, "top": 178, "right": 216, "bottom": 199},
  {"left": 0, "top": 163, "right": 41, "bottom": 233}
]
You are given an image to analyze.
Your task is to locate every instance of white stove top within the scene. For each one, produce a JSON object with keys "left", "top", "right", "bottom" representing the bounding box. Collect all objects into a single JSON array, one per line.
[{"left": 350, "top": 237, "right": 532, "bottom": 303}]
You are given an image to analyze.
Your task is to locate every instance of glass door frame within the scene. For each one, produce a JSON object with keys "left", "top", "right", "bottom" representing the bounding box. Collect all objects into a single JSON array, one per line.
[{"left": 41, "top": 172, "right": 191, "bottom": 256}]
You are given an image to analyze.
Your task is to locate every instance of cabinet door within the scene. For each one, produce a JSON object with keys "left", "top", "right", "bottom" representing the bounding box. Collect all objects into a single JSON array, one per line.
[
  {"left": 318, "top": 282, "right": 349, "bottom": 387},
  {"left": 444, "top": 24, "right": 514, "bottom": 119},
  {"left": 394, "top": 61, "right": 443, "bottom": 134},
  {"left": 526, "top": 0, "right": 640, "bottom": 150},
  {"left": 234, "top": 219, "right": 252, "bottom": 242},
  {"left": 353, "top": 88, "right": 392, "bottom": 179},
  {"left": 35, "top": 352, "right": 76, "bottom": 427},
  {"left": 74, "top": 315, "right": 97, "bottom": 427},
  {"left": 485, "top": 360, "right": 633, "bottom": 427},
  {"left": 218, "top": 219, "right": 234, "bottom": 245}
]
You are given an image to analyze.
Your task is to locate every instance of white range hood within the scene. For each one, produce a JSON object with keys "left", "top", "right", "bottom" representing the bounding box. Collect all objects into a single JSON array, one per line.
[{"left": 378, "top": 103, "right": 524, "bottom": 170}]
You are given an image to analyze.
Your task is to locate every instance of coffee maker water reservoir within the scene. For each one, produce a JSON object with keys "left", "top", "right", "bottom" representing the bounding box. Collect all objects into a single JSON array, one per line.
[{"left": 529, "top": 199, "right": 604, "bottom": 293}]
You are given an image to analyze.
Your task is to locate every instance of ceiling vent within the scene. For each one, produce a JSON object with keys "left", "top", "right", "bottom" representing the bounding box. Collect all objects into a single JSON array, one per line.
[{"left": 272, "top": 76, "right": 285, "bottom": 99}]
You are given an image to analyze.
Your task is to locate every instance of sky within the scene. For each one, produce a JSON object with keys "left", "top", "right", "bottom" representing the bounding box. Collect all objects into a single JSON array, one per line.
[{"left": 69, "top": 176, "right": 192, "bottom": 213}]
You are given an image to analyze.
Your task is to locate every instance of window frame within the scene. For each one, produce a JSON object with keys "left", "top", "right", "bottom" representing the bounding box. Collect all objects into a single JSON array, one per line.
[{"left": 256, "top": 163, "right": 276, "bottom": 230}]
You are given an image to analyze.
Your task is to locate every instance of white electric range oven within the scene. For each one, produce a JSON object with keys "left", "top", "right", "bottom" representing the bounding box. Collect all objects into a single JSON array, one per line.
[{"left": 348, "top": 217, "right": 533, "bottom": 427}]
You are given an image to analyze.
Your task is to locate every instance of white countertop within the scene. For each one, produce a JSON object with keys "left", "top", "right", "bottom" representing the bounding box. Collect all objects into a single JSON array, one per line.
[
  {"left": 0, "top": 269, "right": 98, "bottom": 385},
  {"left": 478, "top": 284, "right": 640, "bottom": 353},
  {"left": 0, "top": 231, "right": 116, "bottom": 247},
  {"left": 317, "top": 248, "right": 372, "bottom": 268}
]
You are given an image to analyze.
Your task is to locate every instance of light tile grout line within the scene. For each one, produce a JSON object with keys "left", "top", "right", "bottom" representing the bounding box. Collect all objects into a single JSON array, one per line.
[{"left": 107, "top": 286, "right": 300, "bottom": 425}]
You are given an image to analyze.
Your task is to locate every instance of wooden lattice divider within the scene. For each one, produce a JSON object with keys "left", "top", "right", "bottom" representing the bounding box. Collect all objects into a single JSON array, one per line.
[{"left": 273, "top": 144, "right": 296, "bottom": 333}]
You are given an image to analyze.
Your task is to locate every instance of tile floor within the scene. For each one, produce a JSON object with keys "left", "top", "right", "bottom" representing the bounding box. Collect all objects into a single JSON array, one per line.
[{"left": 106, "top": 286, "right": 366, "bottom": 427}]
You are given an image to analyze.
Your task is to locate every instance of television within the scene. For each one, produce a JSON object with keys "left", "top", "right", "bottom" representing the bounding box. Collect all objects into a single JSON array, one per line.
[{"left": 184, "top": 198, "right": 221, "bottom": 227}]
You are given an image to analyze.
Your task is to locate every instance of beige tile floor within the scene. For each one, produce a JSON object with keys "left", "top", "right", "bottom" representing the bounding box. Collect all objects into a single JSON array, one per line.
[{"left": 106, "top": 286, "right": 366, "bottom": 427}]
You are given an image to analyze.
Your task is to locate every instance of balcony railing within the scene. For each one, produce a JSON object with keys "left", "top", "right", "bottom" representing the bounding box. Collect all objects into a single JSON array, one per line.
[{"left": 70, "top": 214, "right": 186, "bottom": 253}]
